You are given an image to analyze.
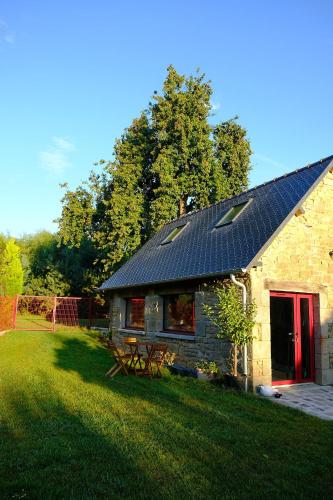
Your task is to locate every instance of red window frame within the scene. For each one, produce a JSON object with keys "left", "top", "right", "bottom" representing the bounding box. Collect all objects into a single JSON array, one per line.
[
  {"left": 125, "top": 298, "right": 145, "bottom": 330},
  {"left": 270, "top": 291, "right": 315, "bottom": 386},
  {"left": 163, "top": 293, "right": 195, "bottom": 335}
]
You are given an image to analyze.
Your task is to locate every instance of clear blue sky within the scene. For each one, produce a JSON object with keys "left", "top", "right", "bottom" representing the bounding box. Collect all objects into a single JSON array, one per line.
[{"left": 1, "top": 0, "right": 332, "bottom": 237}]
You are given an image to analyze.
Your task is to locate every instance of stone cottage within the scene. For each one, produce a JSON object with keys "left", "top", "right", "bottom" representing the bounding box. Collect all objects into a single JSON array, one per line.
[{"left": 100, "top": 155, "right": 333, "bottom": 390}]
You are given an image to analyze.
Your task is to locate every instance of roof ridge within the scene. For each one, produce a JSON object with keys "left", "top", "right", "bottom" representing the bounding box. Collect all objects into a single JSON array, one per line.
[{"left": 166, "top": 154, "right": 333, "bottom": 225}]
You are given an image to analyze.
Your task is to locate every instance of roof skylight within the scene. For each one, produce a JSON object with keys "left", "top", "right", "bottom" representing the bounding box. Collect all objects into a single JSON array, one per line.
[
  {"left": 215, "top": 199, "right": 252, "bottom": 228},
  {"left": 161, "top": 223, "right": 187, "bottom": 245}
]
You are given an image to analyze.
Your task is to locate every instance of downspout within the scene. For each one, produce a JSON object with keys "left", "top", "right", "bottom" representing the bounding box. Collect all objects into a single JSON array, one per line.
[{"left": 230, "top": 274, "right": 248, "bottom": 392}]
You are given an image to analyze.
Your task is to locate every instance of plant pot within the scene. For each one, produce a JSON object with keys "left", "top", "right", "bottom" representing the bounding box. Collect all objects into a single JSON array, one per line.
[
  {"left": 223, "top": 373, "right": 242, "bottom": 390},
  {"left": 166, "top": 364, "right": 197, "bottom": 378},
  {"left": 196, "top": 369, "right": 212, "bottom": 381}
]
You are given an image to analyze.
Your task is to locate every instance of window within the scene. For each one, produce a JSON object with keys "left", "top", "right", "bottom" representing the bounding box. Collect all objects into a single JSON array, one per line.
[
  {"left": 161, "top": 223, "right": 187, "bottom": 245},
  {"left": 215, "top": 199, "right": 252, "bottom": 227},
  {"left": 125, "top": 298, "right": 145, "bottom": 330},
  {"left": 163, "top": 293, "right": 195, "bottom": 333}
]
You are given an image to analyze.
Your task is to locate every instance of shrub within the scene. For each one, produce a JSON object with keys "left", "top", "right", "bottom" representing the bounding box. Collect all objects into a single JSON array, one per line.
[
  {"left": 195, "top": 360, "right": 219, "bottom": 375},
  {"left": 204, "top": 283, "right": 256, "bottom": 377}
]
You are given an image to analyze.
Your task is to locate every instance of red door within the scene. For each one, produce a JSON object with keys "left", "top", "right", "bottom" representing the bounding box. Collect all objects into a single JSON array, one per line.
[{"left": 270, "top": 292, "right": 315, "bottom": 385}]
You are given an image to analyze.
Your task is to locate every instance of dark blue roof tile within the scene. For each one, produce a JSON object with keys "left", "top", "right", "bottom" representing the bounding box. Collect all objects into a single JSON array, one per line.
[{"left": 100, "top": 155, "right": 333, "bottom": 290}]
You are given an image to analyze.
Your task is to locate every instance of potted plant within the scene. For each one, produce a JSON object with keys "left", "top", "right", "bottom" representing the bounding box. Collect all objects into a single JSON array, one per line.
[
  {"left": 164, "top": 351, "right": 176, "bottom": 367},
  {"left": 195, "top": 360, "right": 219, "bottom": 381}
]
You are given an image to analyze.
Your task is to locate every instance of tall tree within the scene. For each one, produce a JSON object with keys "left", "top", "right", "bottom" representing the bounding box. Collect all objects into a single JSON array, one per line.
[
  {"left": 0, "top": 239, "right": 24, "bottom": 297},
  {"left": 94, "top": 113, "right": 153, "bottom": 273},
  {"left": 57, "top": 66, "right": 252, "bottom": 287},
  {"left": 149, "top": 66, "right": 214, "bottom": 231},
  {"left": 57, "top": 183, "right": 95, "bottom": 248},
  {"left": 212, "top": 118, "right": 252, "bottom": 200}
]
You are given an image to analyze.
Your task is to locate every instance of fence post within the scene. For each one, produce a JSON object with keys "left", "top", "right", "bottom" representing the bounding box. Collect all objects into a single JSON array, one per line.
[
  {"left": 52, "top": 296, "right": 57, "bottom": 333},
  {"left": 12, "top": 295, "right": 18, "bottom": 330},
  {"left": 88, "top": 298, "right": 93, "bottom": 329}
]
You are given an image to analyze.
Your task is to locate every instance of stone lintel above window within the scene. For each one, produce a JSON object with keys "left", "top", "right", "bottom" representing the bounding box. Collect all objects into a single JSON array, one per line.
[
  {"left": 156, "top": 332, "right": 195, "bottom": 341},
  {"left": 119, "top": 328, "right": 145, "bottom": 336}
]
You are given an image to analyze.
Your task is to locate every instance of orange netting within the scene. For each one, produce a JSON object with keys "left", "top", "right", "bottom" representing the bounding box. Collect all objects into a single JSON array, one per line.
[
  {"left": 0, "top": 296, "right": 15, "bottom": 331},
  {"left": 0, "top": 295, "right": 109, "bottom": 332}
]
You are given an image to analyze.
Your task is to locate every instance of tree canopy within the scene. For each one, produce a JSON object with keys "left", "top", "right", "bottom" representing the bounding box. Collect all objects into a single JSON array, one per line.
[
  {"left": 18, "top": 231, "right": 97, "bottom": 297},
  {"left": 57, "top": 66, "right": 252, "bottom": 288},
  {"left": 0, "top": 239, "right": 24, "bottom": 297},
  {"left": 0, "top": 67, "right": 253, "bottom": 299},
  {"left": 0, "top": 68, "right": 252, "bottom": 298}
]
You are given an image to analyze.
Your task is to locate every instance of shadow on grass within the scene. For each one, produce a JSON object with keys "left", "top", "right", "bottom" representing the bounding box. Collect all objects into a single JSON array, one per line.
[
  {"left": 52, "top": 333, "right": 333, "bottom": 427},
  {"left": 1, "top": 335, "right": 256, "bottom": 499},
  {"left": 53, "top": 335, "right": 226, "bottom": 412},
  {"left": 54, "top": 335, "right": 112, "bottom": 384},
  {"left": 1, "top": 331, "right": 322, "bottom": 499},
  {"left": 0, "top": 383, "right": 162, "bottom": 499}
]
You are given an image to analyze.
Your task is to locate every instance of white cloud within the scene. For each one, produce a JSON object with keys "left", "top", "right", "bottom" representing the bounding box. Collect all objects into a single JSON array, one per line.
[
  {"left": 4, "top": 32, "right": 15, "bottom": 44},
  {"left": 40, "top": 137, "right": 76, "bottom": 174},
  {"left": 52, "top": 136, "right": 76, "bottom": 151},
  {"left": 40, "top": 151, "right": 71, "bottom": 174},
  {"left": 253, "top": 153, "right": 285, "bottom": 170},
  {"left": 0, "top": 19, "right": 15, "bottom": 45}
]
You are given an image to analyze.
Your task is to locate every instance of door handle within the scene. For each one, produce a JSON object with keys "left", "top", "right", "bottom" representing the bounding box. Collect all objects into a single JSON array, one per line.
[{"left": 288, "top": 332, "right": 295, "bottom": 342}]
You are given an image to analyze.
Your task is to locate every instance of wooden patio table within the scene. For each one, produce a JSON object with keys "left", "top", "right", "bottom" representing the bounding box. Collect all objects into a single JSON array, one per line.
[
  {"left": 123, "top": 338, "right": 143, "bottom": 375},
  {"left": 123, "top": 340, "right": 164, "bottom": 377},
  {"left": 137, "top": 341, "right": 168, "bottom": 378}
]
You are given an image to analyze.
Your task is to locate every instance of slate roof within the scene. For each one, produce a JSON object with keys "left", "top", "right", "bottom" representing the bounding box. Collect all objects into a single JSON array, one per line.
[{"left": 100, "top": 155, "right": 333, "bottom": 290}]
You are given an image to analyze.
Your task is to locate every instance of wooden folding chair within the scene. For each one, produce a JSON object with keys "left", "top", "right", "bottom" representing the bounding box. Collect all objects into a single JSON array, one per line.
[
  {"left": 105, "top": 341, "right": 132, "bottom": 378},
  {"left": 142, "top": 343, "right": 168, "bottom": 378}
]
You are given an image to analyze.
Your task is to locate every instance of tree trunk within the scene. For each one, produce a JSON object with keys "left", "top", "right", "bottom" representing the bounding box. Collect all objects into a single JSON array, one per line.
[
  {"left": 179, "top": 197, "right": 186, "bottom": 216},
  {"left": 233, "top": 345, "right": 238, "bottom": 377}
]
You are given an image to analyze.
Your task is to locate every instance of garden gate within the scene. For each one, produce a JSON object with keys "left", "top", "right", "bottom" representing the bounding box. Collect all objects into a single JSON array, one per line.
[{"left": 14, "top": 295, "right": 56, "bottom": 331}]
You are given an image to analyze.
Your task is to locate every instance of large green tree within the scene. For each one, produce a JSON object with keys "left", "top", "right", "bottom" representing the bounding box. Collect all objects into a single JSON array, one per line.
[
  {"left": 149, "top": 67, "right": 214, "bottom": 230},
  {"left": 57, "top": 183, "right": 95, "bottom": 249},
  {"left": 212, "top": 118, "right": 252, "bottom": 201},
  {"left": 19, "top": 231, "right": 96, "bottom": 296},
  {"left": 58, "top": 66, "right": 252, "bottom": 282},
  {"left": 94, "top": 114, "right": 153, "bottom": 273},
  {"left": 0, "top": 239, "right": 24, "bottom": 297}
]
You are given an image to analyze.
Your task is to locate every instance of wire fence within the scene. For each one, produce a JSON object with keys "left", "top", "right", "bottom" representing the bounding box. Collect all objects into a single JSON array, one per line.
[
  {"left": 15, "top": 295, "right": 56, "bottom": 331},
  {"left": 0, "top": 295, "right": 109, "bottom": 332},
  {"left": 55, "top": 297, "right": 109, "bottom": 329}
]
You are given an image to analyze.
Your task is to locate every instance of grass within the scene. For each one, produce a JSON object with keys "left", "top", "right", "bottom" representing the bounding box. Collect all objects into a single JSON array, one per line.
[
  {"left": 0, "top": 331, "right": 332, "bottom": 499},
  {"left": 15, "top": 315, "right": 109, "bottom": 331}
]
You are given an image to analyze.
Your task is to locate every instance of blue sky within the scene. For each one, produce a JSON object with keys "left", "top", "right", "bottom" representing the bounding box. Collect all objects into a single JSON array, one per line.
[{"left": 1, "top": 0, "right": 332, "bottom": 237}]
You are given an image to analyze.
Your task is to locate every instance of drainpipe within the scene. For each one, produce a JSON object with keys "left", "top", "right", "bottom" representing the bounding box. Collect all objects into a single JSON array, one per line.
[{"left": 230, "top": 274, "right": 248, "bottom": 392}]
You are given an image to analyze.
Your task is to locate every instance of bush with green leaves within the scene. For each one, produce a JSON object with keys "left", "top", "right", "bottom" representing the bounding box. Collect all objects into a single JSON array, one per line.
[
  {"left": 195, "top": 360, "right": 219, "bottom": 375},
  {"left": 204, "top": 283, "right": 256, "bottom": 377},
  {"left": 0, "top": 239, "right": 23, "bottom": 297}
]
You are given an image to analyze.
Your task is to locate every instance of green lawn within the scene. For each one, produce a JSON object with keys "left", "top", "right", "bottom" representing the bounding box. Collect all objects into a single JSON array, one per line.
[{"left": 0, "top": 331, "right": 332, "bottom": 499}]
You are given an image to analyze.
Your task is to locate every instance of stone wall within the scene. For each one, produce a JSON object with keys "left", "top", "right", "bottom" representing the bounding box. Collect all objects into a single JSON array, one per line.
[
  {"left": 109, "top": 287, "right": 231, "bottom": 371},
  {"left": 249, "top": 169, "right": 333, "bottom": 388}
]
